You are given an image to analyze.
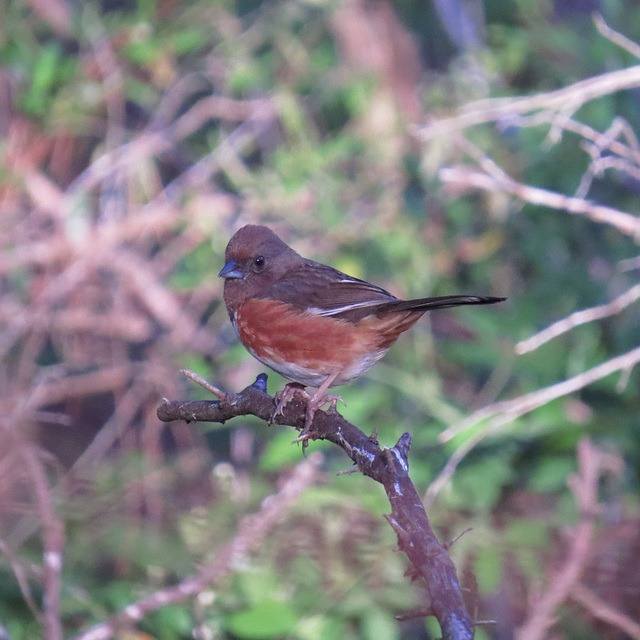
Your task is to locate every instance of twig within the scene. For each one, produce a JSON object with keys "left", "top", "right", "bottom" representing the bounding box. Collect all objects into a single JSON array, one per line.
[
  {"left": 74, "top": 452, "right": 323, "bottom": 640},
  {"left": 506, "top": 112, "right": 640, "bottom": 166},
  {"left": 417, "top": 65, "right": 640, "bottom": 141},
  {"left": 21, "top": 446, "right": 64, "bottom": 640},
  {"left": 575, "top": 116, "right": 640, "bottom": 198},
  {"left": 441, "top": 344, "right": 640, "bottom": 444},
  {"left": 593, "top": 13, "right": 640, "bottom": 60},
  {"left": 180, "top": 369, "right": 229, "bottom": 400},
  {"left": 157, "top": 101, "right": 277, "bottom": 205},
  {"left": 439, "top": 166, "right": 640, "bottom": 239},
  {"left": 424, "top": 431, "right": 485, "bottom": 510},
  {"left": 65, "top": 97, "right": 275, "bottom": 200},
  {"left": 619, "top": 255, "right": 640, "bottom": 271},
  {"left": 575, "top": 152, "right": 640, "bottom": 198},
  {"left": 571, "top": 583, "right": 640, "bottom": 640},
  {"left": 0, "top": 538, "right": 42, "bottom": 622},
  {"left": 516, "top": 439, "right": 617, "bottom": 640},
  {"left": 426, "top": 346, "right": 640, "bottom": 504},
  {"left": 516, "top": 284, "right": 640, "bottom": 354}
]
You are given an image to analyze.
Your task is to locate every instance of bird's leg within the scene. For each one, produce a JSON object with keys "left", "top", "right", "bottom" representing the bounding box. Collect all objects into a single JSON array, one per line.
[{"left": 292, "top": 372, "right": 344, "bottom": 446}]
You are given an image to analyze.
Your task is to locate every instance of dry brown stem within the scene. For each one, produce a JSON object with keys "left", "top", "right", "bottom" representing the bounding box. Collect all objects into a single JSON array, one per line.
[
  {"left": 441, "top": 345, "right": 640, "bottom": 444},
  {"left": 0, "top": 74, "right": 271, "bottom": 634},
  {"left": 516, "top": 439, "right": 622, "bottom": 640},
  {"left": 19, "top": 446, "right": 65, "bottom": 640},
  {"left": 418, "top": 57, "right": 640, "bottom": 142},
  {"left": 570, "top": 584, "right": 640, "bottom": 640}
]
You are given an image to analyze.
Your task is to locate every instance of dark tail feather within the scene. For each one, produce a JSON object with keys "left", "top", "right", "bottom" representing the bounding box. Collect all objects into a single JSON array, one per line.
[{"left": 376, "top": 295, "right": 506, "bottom": 314}]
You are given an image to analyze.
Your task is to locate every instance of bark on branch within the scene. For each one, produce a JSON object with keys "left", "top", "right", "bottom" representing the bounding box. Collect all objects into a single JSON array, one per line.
[{"left": 157, "top": 373, "right": 474, "bottom": 640}]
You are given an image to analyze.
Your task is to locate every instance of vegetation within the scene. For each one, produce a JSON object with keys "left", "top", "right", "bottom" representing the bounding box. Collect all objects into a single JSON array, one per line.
[{"left": 1, "top": 1, "right": 639, "bottom": 638}]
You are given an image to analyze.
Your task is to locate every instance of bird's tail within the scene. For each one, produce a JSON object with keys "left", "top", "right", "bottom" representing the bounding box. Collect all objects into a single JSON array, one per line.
[{"left": 376, "top": 295, "right": 506, "bottom": 314}]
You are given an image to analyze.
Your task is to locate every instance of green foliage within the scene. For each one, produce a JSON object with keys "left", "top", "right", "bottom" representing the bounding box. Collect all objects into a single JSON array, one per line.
[
  {"left": 443, "top": 453, "right": 516, "bottom": 512},
  {"left": 149, "top": 604, "right": 194, "bottom": 638},
  {"left": 2, "top": 0, "right": 640, "bottom": 637},
  {"left": 228, "top": 600, "right": 299, "bottom": 639},
  {"left": 528, "top": 456, "right": 576, "bottom": 493},
  {"left": 474, "top": 546, "right": 502, "bottom": 594}
]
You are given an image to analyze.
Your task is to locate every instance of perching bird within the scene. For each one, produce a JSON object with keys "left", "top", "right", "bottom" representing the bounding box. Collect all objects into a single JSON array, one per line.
[{"left": 219, "top": 224, "right": 505, "bottom": 437}]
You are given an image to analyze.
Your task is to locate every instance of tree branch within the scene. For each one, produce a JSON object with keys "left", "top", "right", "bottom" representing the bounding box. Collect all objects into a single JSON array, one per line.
[{"left": 157, "top": 373, "right": 474, "bottom": 640}]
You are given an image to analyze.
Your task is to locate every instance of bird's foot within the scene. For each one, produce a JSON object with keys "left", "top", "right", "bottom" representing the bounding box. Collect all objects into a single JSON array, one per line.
[
  {"left": 273, "top": 382, "right": 345, "bottom": 452},
  {"left": 291, "top": 392, "right": 346, "bottom": 451}
]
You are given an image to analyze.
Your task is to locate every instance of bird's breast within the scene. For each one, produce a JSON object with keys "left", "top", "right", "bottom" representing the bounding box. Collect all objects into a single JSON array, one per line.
[{"left": 233, "top": 298, "right": 393, "bottom": 386}]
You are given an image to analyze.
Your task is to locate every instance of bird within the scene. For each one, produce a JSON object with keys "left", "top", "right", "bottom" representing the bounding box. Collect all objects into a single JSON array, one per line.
[{"left": 219, "top": 224, "right": 505, "bottom": 440}]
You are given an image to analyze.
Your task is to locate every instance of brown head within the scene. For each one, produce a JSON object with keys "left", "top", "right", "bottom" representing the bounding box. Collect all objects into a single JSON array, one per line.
[{"left": 219, "top": 225, "right": 304, "bottom": 316}]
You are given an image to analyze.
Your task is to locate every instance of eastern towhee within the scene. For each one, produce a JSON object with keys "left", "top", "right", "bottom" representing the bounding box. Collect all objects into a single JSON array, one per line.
[{"left": 219, "top": 224, "right": 505, "bottom": 440}]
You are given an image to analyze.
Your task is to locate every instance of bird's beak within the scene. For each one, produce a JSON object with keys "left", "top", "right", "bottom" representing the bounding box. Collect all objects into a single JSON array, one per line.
[{"left": 218, "top": 259, "right": 245, "bottom": 279}]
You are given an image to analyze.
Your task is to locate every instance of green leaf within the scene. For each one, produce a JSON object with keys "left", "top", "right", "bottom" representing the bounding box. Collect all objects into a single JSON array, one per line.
[
  {"left": 297, "top": 615, "right": 346, "bottom": 640},
  {"left": 442, "top": 454, "right": 514, "bottom": 511},
  {"left": 474, "top": 546, "right": 502, "bottom": 594},
  {"left": 362, "top": 608, "right": 400, "bottom": 640},
  {"left": 236, "top": 569, "right": 281, "bottom": 605},
  {"left": 503, "top": 519, "right": 549, "bottom": 547},
  {"left": 529, "top": 456, "right": 575, "bottom": 493},
  {"left": 23, "top": 43, "right": 62, "bottom": 115},
  {"left": 171, "top": 28, "right": 208, "bottom": 55},
  {"left": 228, "top": 600, "right": 298, "bottom": 639},
  {"left": 151, "top": 604, "right": 193, "bottom": 637}
]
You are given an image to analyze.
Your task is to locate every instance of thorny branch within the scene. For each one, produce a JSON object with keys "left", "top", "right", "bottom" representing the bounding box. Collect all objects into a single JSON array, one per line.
[{"left": 157, "top": 373, "right": 475, "bottom": 640}]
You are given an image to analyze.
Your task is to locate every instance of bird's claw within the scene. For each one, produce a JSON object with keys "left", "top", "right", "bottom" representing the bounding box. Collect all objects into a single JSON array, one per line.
[
  {"left": 272, "top": 382, "right": 309, "bottom": 421},
  {"left": 325, "top": 394, "right": 345, "bottom": 413},
  {"left": 272, "top": 383, "right": 346, "bottom": 451}
]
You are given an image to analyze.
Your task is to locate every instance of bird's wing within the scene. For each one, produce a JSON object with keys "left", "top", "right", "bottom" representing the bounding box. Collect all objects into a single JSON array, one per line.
[
  {"left": 258, "top": 260, "right": 506, "bottom": 324},
  {"left": 257, "top": 261, "right": 399, "bottom": 323}
]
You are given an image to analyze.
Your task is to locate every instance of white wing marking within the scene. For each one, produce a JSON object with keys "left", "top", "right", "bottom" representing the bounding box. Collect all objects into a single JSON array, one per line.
[{"left": 306, "top": 299, "right": 384, "bottom": 316}]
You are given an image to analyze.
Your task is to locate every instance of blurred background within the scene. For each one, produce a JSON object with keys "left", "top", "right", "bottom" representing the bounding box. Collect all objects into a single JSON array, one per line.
[{"left": 1, "top": 0, "right": 639, "bottom": 638}]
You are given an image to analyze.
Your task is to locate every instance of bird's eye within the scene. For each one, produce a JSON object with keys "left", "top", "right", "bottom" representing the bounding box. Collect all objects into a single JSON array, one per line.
[{"left": 253, "top": 255, "right": 265, "bottom": 270}]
